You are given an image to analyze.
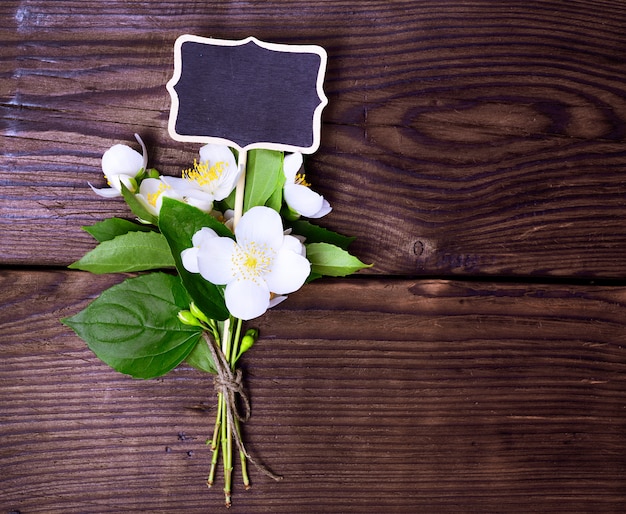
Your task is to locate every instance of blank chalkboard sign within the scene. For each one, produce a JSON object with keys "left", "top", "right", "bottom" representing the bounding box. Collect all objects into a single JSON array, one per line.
[{"left": 166, "top": 35, "right": 328, "bottom": 154}]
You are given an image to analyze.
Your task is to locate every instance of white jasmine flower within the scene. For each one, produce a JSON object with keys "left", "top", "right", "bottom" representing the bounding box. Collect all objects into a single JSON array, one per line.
[
  {"left": 161, "top": 144, "right": 240, "bottom": 208},
  {"left": 90, "top": 133, "right": 147, "bottom": 197},
  {"left": 183, "top": 206, "right": 310, "bottom": 320},
  {"left": 135, "top": 178, "right": 181, "bottom": 216},
  {"left": 283, "top": 152, "right": 331, "bottom": 218}
]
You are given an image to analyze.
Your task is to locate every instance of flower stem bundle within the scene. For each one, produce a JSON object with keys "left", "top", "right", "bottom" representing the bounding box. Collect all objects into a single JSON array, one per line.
[{"left": 62, "top": 135, "right": 369, "bottom": 506}]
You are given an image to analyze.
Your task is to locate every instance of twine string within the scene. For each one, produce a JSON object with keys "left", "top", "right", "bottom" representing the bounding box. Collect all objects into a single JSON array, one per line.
[{"left": 204, "top": 333, "right": 282, "bottom": 482}]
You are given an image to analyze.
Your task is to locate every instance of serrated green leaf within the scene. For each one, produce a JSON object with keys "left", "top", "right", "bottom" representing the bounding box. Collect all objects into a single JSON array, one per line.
[
  {"left": 69, "top": 231, "right": 175, "bottom": 274},
  {"left": 306, "top": 242, "right": 372, "bottom": 277},
  {"left": 287, "top": 219, "right": 355, "bottom": 250},
  {"left": 83, "top": 217, "right": 154, "bottom": 242},
  {"left": 185, "top": 336, "right": 217, "bottom": 374},
  {"left": 69, "top": 231, "right": 174, "bottom": 274},
  {"left": 62, "top": 273, "right": 203, "bottom": 379},
  {"left": 244, "top": 149, "right": 284, "bottom": 211},
  {"left": 120, "top": 182, "right": 158, "bottom": 225},
  {"left": 158, "top": 197, "right": 230, "bottom": 321},
  {"left": 103, "top": 343, "right": 198, "bottom": 379}
]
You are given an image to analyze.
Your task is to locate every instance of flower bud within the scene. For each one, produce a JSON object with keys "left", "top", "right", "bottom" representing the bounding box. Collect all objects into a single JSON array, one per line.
[
  {"left": 177, "top": 310, "right": 203, "bottom": 327},
  {"left": 147, "top": 168, "right": 160, "bottom": 179},
  {"left": 239, "top": 328, "right": 258, "bottom": 354},
  {"left": 189, "top": 302, "right": 211, "bottom": 324}
]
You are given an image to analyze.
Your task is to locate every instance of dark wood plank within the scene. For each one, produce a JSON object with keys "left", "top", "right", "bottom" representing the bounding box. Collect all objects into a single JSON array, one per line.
[
  {"left": 1, "top": 270, "right": 625, "bottom": 512},
  {"left": 4, "top": 3, "right": 626, "bottom": 513},
  {"left": 3, "top": 1, "right": 626, "bottom": 277}
]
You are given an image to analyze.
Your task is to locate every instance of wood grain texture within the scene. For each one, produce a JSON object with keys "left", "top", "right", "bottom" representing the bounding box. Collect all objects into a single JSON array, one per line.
[
  {"left": 1, "top": 270, "right": 626, "bottom": 513},
  {"left": 3, "top": 2, "right": 626, "bottom": 512},
  {"left": 3, "top": 1, "right": 626, "bottom": 277}
]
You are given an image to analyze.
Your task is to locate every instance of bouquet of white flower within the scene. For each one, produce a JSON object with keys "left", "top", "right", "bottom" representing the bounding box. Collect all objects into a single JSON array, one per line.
[{"left": 62, "top": 134, "right": 369, "bottom": 507}]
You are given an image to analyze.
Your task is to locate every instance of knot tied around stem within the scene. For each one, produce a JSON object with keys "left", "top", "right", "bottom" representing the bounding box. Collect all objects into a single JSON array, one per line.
[
  {"left": 203, "top": 333, "right": 282, "bottom": 484},
  {"left": 213, "top": 359, "right": 250, "bottom": 423}
]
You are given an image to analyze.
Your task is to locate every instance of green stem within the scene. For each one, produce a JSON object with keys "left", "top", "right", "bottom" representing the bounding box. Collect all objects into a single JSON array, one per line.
[
  {"left": 235, "top": 416, "right": 250, "bottom": 488},
  {"left": 208, "top": 316, "right": 248, "bottom": 505},
  {"left": 221, "top": 318, "right": 233, "bottom": 507},
  {"left": 207, "top": 391, "right": 223, "bottom": 488},
  {"left": 228, "top": 317, "right": 249, "bottom": 488},
  {"left": 221, "top": 391, "right": 231, "bottom": 507},
  {"left": 230, "top": 318, "right": 243, "bottom": 365}
]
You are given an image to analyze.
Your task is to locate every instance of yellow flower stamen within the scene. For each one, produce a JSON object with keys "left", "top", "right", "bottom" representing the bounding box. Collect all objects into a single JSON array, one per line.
[
  {"left": 232, "top": 241, "right": 274, "bottom": 282},
  {"left": 295, "top": 172, "right": 310, "bottom": 187},
  {"left": 182, "top": 159, "right": 227, "bottom": 187},
  {"left": 244, "top": 255, "right": 259, "bottom": 270},
  {"left": 146, "top": 182, "right": 170, "bottom": 207}
]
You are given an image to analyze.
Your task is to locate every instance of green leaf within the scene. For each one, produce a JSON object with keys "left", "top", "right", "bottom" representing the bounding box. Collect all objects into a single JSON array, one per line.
[
  {"left": 158, "top": 197, "right": 231, "bottom": 321},
  {"left": 265, "top": 171, "right": 285, "bottom": 212},
  {"left": 305, "top": 272, "right": 323, "bottom": 283},
  {"left": 102, "top": 344, "right": 197, "bottom": 380},
  {"left": 83, "top": 217, "right": 154, "bottom": 242},
  {"left": 306, "top": 242, "right": 372, "bottom": 277},
  {"left": 244, "top": 149, "right": 284, "bottom": 211},
  {"left": 287, "top": 220, "right": 355, "bottom": 250},
  {"left": 218, "top": 189, "right": 236, "bottom": 212},
  {"left": 120, "top": 182, "right": 158, "bottom": 225},
  {"left": 62, "top": 273, "right": 203, "bottom": 379},
  {"left": 69, "top": 231, "right": 175, "bottom": 274},
  {"left": 185, "top": 336, "right": 217, "bottom": 374}
]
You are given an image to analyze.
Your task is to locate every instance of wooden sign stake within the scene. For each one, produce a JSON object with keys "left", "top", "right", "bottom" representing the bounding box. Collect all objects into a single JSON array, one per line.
[{"left": 233, "top": 150, "right": 247, "bottom": 227}]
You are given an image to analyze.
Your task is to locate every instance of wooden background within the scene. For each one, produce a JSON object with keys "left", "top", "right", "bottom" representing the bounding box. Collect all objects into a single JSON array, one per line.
[{"left": 2, "top": 0, "right": 626, "bottom": 512}]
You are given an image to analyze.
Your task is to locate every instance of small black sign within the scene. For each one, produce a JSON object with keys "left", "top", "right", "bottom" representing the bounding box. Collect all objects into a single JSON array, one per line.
[{"left": 167, "top": 35, "right": 328, "bottom": 154}]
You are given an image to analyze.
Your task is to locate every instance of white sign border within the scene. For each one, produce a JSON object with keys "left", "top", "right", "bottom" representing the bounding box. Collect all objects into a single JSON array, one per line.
[{"left": 166, "top": 34, "right": 328, "bottom": 155}]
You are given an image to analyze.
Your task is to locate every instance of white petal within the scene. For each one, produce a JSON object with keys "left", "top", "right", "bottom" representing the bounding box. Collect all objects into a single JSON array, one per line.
[
  {"left": 133, "top": 133, "right": 148, "bottom": 172},
  {"left": 219, "top": 209, "right": 235, "bottom": 226},
  {"left": 181, "top": 247, "right": 200, "bottom": 273},
  {"left": 199, "top": 144, "right": 237, "bottom": 169},
  {"left": 89, "top": 183, "right": 121, "bottom": 198},
  {"left": 235, "top": 206, "right": 284, "bottom": 249},
  {"left": 197, "top": 236, "right": 237, "bottom": 285},
  {"left": 161, "top": 175, "right": 199, "bottom": 194},
  {"left": 181, "top": 188, "right": 215, "bottom": 210},
  {"left": 185, "top": 197, "right": 212, "bottom": 212},
  {"left": 223, "top": 209, "right": 235, "bottom": 231},
  {"left": 224, "top": 279, "right": 271, "bottom": 320},
  {"left": 284, "top": 183, "right": 324, "bottom": 218},
  {"left": 191, "top": 227, "right": 218, "bottom": 247},
  {"left": 283, "top": 152, "right": 303, "bottom": 183},
  {"left": 152, "top": 190, "right": 185, "bottom": 214},
  {"left": 139, "top": 177, "right": 164, "bottom": 195},
  {"left": 212, "top": 171, "right": 241, "bottom": 200},
  {"left": 136, "top": 178, "right": 166, "bottom": 214},
  {"left": 106, "top": 173, "right": 137, "bottom": 193},
  {"left": 212, "top": 157, "right": 242, "bottom": 200},
  {"left": 282, "top": 234, "right": 306, "bottom": 256},
  {"left": 269, "top": 295, "right": 288, "bottom": 308},
  {"left": 134, "top": 195, "right": 158, "bottom": 216},
  {"left": 264, "top": 248, "right": 310, "bottom": 294},
  {"left": 102, "top": 144, "right": 144, "bottom": 178},
  {"left": 310, "top": 198, "right": 332, "bottom": 218}
]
